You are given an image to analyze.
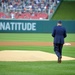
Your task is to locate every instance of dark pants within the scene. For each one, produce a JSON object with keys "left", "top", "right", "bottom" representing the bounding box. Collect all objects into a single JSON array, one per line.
[{"left": 54, "top": 43, "right": 63, "bottom": 58}]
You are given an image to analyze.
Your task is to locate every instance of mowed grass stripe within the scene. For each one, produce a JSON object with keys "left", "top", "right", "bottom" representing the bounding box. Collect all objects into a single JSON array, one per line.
[
  {"left": 0, "top": 33, "right": 52, "bottom": 42},
  {"left": 0, "top": 61, "right": 75, "bottom": 75},
  {"left": 0, "top": 33, "right": 75, "bottom": 42}
]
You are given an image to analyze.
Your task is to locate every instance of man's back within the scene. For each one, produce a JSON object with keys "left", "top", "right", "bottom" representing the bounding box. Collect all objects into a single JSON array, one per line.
[{"left": 52, "top": 23, "right": 67, "bottom": 44}]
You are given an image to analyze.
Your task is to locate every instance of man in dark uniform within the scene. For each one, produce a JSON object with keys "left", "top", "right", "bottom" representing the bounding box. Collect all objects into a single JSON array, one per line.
[{"left": 52, "top": 21, "right": 67, "bottom": 63}]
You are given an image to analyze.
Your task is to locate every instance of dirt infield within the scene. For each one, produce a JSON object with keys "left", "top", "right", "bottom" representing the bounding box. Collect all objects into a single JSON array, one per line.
[
  {"left": 0, "top": 42, "right": 75, "bottom": 46},
  {"left": 0, "top": 50, "right": 75, "bottom": 61}
]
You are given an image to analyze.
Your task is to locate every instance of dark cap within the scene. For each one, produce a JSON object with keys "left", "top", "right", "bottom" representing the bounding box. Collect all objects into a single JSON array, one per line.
[{"left": 58, "top": 20, "right": 62, "bottom": 24}]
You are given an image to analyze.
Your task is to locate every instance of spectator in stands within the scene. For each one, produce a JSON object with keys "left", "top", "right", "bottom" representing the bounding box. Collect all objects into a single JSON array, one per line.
[
  {"left": 40, "top": 1, "right": 45, "bottom": 12},
  {"left": 0, "top": 0, "right": 58, "bottom": 19},
  {"left": 57, "top": 0, "right": 60, "bottom": 4},
  {"left": 10, "top": 11, "right": 15, "bottom": 19},
  {"left": 8, "top": 2, "right": 13, "bottom": 9}
]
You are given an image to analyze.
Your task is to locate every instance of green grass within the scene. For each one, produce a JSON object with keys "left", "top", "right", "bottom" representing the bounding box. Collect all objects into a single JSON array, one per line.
[
  {"left": 65, "top": 34, "right": 75, "bottom": 42},
  {"left": 0, "top": 61, "right": 75, "bottom": 75},
  {"left": 0, "top": 33, "right": 75, "bottom": 75},
  {"left": 0, "top": 33, "right": 52, "bottom": 42},
  {"left": 63, "top": 46, "right": 75, "bottom": 58},
  {"left": 52, "top": 1, "right": 75, "bottom": 20},
  {"left": 0, "top": 33, "right": 75, "bottom": 42},
  {"left": 0, "top": 46, "right": 53, "bottom": 52}
]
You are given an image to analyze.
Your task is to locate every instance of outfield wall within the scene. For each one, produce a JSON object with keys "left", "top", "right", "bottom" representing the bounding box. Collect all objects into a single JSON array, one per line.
[{"left": 0, "top": 20, "right": 75, "bottom": 33}]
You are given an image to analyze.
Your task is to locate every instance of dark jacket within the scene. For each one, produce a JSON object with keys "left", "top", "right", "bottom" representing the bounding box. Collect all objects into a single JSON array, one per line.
[{"left": 52, "top": 26, "right": 67, "bottom": 44}]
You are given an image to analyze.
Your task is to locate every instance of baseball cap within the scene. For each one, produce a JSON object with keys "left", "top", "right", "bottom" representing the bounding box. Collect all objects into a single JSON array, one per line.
[{"left": 58, "top": 20, "right": 62, "bottom": 24}]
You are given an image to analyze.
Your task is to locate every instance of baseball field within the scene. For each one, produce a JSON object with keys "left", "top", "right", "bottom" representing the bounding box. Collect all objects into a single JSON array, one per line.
[
  {"left": 0, "top": 33, "right": 75, "bottom": 75},
  {"left": 0, "top": 1, "right": 75, "bottom": 75}
]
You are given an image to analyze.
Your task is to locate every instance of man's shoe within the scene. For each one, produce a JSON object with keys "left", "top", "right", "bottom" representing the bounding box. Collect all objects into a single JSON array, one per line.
[{"left": 58, "top": 57, "right": 61, "bottom": 63}]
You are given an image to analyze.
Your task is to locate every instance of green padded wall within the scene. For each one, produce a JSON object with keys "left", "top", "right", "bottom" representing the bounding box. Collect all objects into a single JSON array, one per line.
[{"left": 0, "top": 20, "right": 75, "bottom": 33}]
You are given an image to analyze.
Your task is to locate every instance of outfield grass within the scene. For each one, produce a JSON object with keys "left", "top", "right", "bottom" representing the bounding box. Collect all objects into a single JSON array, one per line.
[
  {"left": 0, "top": 33, "right": 75, "bottom": 75},
  {"left": 0, "top": 33, "right": 52, "bottom": 42},
  {"left": 0, "top": 61, "right": 75, "bottom": 75},
  {"left": 0, "top": 33, "right": 75, "bottom": 42},
  {"left": 52, "top": 1, "right": 75, "bottom": 20}
]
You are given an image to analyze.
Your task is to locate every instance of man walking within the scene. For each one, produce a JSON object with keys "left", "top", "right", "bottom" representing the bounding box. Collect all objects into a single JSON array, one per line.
[{"left": 52, "top": 21, "right": 67, "bottom": 63}]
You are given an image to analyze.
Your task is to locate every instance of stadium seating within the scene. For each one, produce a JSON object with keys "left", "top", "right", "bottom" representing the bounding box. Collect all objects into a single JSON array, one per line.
[
  {"left": 0, "top": 0, "right": 60, "bottom": 20},
  {"left": 0, "top": 12, "right": 9, "bottom": 18}
]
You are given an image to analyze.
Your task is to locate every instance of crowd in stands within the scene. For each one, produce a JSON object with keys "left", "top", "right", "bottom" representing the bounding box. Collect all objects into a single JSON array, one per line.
[{"left": 0, "top": 0, "right": 60, "bottom": 19}]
